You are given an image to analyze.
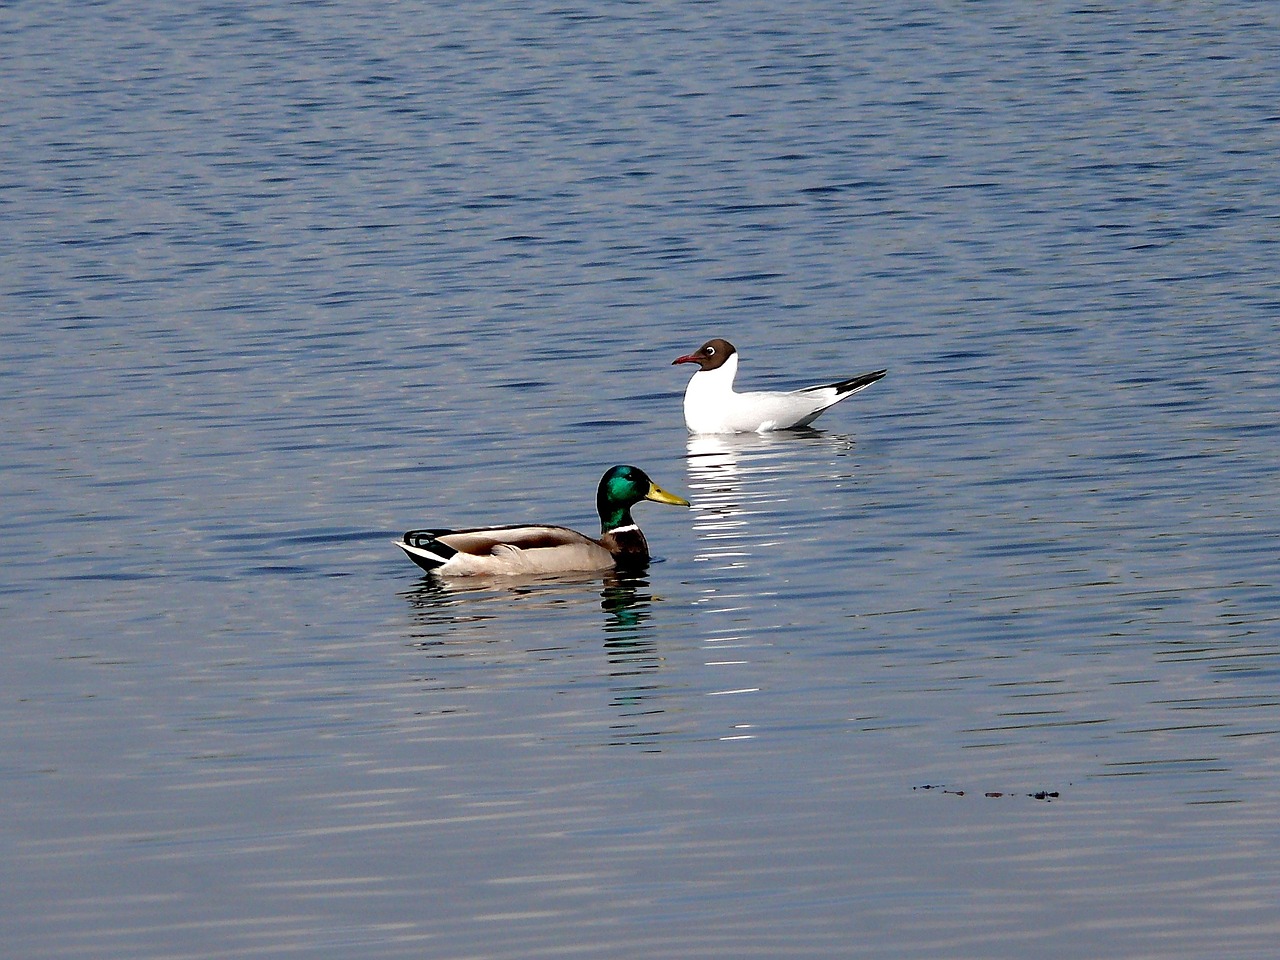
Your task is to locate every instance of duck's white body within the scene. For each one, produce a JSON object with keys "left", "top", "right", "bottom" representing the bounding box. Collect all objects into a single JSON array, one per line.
[
  {"left": 675, "top": 339, "right": 886, "bottom": 434},
  {"left": 398, "top": 523, "right": 636, "bottom": 576},
  {"left": 395, "top": 466, "right": 689, "bottom": 577}
]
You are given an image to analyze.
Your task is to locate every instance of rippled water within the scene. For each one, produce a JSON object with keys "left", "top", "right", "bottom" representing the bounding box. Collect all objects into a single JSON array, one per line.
[{"left": 4, "top": 1, "right": 1280, "bottom": 957}]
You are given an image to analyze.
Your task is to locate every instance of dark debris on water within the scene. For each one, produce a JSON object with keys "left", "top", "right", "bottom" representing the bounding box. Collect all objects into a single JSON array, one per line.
[{"left": 914, "top": 784, "right": 1062, "bottom": 802}]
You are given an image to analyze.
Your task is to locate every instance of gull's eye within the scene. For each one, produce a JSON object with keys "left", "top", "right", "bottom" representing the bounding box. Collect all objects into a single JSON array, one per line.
[{"left": 705, "top": 346, "right": 715, "bottom": 356}]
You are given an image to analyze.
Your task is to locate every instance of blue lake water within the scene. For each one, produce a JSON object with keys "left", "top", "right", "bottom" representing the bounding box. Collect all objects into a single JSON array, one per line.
[{"left": 3, "top": 1, "right": 1280, "bottom": 957}]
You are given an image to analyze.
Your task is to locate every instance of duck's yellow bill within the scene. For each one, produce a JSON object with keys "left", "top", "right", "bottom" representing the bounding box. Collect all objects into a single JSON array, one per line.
[{"left": 646, "top": 482, "right": 690, "bottom": 507}]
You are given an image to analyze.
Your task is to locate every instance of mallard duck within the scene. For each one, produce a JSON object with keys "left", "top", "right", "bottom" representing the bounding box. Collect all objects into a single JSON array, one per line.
[
  {"left": 395, "top": 465, "right": 690, "bottom": 576},
  {"left": 673, "top": 337, "right": 886, "bottom": 433}
]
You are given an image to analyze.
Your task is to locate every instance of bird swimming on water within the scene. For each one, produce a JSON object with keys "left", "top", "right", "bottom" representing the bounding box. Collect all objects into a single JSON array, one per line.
[
  {"left": 673, "top": 337, "right": 886, "bottom": 433},
  {"left": 395, "top": 465, "right": 689, "bottom": 576}
]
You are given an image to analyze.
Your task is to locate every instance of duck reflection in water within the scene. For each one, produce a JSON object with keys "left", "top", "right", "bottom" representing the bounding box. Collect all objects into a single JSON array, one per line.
[
  {"left": 401, "top": 568, "right": 652, "bottom": 630},
  {"left": 598, "top": 572, "right": 671, "bottom": 749},
  {"left": 600, "top": 571, "right": 650, "bottom": 630},
  {"left": 400, "top": 569, "right": 673, "bottom": 749}
]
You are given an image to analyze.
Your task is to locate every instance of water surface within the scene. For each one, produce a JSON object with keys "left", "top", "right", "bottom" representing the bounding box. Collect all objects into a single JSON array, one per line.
[{"left": 3, "top": 2, "right": 1279, "bottom": 957}]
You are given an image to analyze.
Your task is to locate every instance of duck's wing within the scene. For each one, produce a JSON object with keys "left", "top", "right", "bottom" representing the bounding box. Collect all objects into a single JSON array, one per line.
[{"left": 397, "top": 524, "right": 617, "bottom": 576}]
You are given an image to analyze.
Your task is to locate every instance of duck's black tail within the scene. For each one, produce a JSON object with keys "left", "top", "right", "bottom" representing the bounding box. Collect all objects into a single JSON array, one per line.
[{"left": 395, "top": 530, "right": 456, "bottom": 572}]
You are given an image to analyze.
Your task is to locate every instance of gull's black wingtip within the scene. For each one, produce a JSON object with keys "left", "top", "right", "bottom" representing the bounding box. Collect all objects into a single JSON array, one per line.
[{"left": 831, "top": 369, "right": 887, "bottom": 396}]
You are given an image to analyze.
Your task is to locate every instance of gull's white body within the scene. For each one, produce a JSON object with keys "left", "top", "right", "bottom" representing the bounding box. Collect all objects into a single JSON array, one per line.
[{"left": 677, "top": 343, "right": 886, "bottom": 434}]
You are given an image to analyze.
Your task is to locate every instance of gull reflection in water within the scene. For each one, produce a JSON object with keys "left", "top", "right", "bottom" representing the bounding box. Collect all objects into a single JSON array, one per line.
[
  {"left": 685, "top": 431, "right": 859, "bottom": 743},
  {"left": 685, "top": 431, "right": 851, "bottom": 568}
]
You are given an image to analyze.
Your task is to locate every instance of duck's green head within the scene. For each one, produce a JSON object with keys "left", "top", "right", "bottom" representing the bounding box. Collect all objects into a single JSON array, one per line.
[{"left": 596, "top": 464, "right": 690, "bottom": 532}]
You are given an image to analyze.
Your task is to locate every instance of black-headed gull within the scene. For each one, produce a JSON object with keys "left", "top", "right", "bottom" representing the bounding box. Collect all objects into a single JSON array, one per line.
[
  {"left": 673, "top": 338, "right": 886, "bottom": 433},
  {"left": 395, "top": 466, "right": 689, "bottom": 576}
]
